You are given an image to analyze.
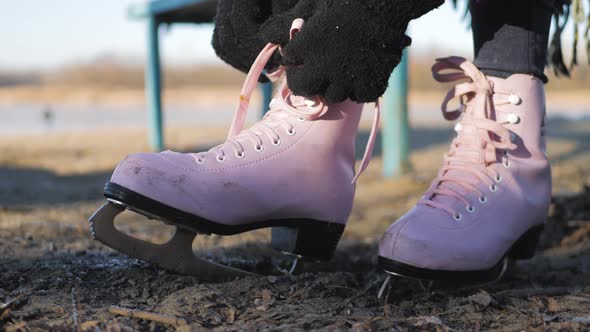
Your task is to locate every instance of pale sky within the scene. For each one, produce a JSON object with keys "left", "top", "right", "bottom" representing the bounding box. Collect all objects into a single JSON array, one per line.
[{"left": 0, "top": 1, "right": 571, "bottom": 71}]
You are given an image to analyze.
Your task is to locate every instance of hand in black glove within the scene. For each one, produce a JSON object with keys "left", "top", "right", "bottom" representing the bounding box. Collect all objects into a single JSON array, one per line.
[
  {"left": 259, "top": 0, "right": 444, "bottom": 102},
  {"left": 212, "top": 0, "right": 299, "bottom": 82}
]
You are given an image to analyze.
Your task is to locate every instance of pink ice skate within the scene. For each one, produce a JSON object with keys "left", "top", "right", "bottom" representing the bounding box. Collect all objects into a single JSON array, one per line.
[
  {"left": 378, "top": 57, "right": 551, "bottom": 292},
  {"left": 89, "top": 20, "right": 380, "bottom": 281}
]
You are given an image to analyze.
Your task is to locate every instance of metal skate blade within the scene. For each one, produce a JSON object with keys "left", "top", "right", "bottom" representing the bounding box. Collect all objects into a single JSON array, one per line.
[
  {"left": 285, "top": 253, "right": 303, "bottom": 274},
  {"left": 89, "top": 201, "right": 255, "bottom": 282},
  {"left": 377, "top": 271, "right": 435, "bottom": 302},
  {"left": 112, "top": 198, "right": 161, "bottom": 221},
  {"left": 105, "top": 198, "right": 213, "bottom": 235},
  {"left": 377, "top": 275, "right": 392, "bottom": 302},
  {"left": 278, "top": 251, "right": 307, "bottom": 275},
  {"left": 375, "top": 257, "right": 511, "bottom": 301},
  {"left": 493, "top": 257, "right": 511, "bottom": 283}
]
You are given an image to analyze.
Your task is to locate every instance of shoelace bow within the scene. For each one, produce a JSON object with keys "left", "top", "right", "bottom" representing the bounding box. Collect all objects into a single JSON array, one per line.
[
  {"left": 194, "top": 19, "right": 380, "bottom": 184},
  {"left": 418, "top": 56, "right": 519, "bottom": 218}
]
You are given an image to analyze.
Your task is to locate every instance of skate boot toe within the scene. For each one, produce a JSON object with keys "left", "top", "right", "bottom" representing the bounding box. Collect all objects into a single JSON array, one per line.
[
  {"left": 111, "top": 153, "right": 176, "bottom": 194},
  {"left": 378, "top": 213, "right": 543, "bottom": 283},
  {"left": 379, "top": 207, "right": 488, "bottom": 272},
  {"left": 378, "top": 209, "right": 510, "bottom": 282}
]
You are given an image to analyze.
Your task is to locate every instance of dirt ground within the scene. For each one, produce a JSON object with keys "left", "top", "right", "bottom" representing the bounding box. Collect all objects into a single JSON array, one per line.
[{"left": 1, "top": 117, "right": 589, "bottom": 331}]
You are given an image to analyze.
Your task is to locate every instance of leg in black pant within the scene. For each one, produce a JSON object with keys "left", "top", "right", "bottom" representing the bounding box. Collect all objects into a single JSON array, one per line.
[{"left": 470, "top": 0, "right": 555, "bottom": 82}]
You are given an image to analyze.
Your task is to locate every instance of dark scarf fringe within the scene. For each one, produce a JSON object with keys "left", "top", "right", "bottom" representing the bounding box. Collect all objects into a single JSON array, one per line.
[{"left": 453, "top": 0, "right": 588, "bottom": 77}]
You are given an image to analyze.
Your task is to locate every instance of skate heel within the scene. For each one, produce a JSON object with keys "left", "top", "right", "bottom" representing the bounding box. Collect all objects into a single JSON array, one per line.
[
  {"left": 271, "top": 221, "right": 345, "bottom": 261},
  {"left": 508, "top": 225, "right": 544, "bottom": 260}
]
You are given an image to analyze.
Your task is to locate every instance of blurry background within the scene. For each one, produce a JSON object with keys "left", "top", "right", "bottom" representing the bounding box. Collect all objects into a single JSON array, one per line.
[
  {"left": 0, "top": 0, "right": 588, "bottom": 218},
  {"left": 0, "top": 0, "right": 588, "bottom": 208},
  {"left": 1, "top": 2, "right": 589, "bottom": 330},
  {"left": 1, "top": 0, "right": 588, "bottom": 134}
]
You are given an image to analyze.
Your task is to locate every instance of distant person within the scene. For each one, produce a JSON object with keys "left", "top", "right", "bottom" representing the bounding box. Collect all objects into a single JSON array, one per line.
[
  {"left": 42, "top": 105, "right": 55, "bottom": 128},
  {"left": 89, "top": 0, "right": 576, "bottom": 285}
]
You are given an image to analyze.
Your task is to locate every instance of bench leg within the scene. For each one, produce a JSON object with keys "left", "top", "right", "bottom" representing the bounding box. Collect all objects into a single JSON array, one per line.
[
  {"left": 146, "top": 15, "right": 164, "bottom": 151},
  {"left": 382, "top": 52, "right": 412, "bottom": 178}
]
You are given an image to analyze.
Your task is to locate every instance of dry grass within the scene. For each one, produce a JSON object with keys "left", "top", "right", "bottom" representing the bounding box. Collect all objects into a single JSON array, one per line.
[{"left": 2, "top": 55, "right": 589, "bottom": 107}]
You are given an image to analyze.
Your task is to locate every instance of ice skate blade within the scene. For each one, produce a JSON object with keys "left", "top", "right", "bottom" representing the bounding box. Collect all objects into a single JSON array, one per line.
[
  {"left": 377, "top": 255, "right": 509, "bottom": 285},
  {"left": 377, "top": 258, "right": 509, "bottom": 302},
  {"left": 279, "top": 252, "right": 305, "bottom": 274},
  {"left": 89, "top": 201, "right": 255, "bottom": 282},
  {"left": 377, "top": 275, "right": 392, "bottom": 302},
  {"left": 104, "top": 182, "right": 345, "bottom": 263}
]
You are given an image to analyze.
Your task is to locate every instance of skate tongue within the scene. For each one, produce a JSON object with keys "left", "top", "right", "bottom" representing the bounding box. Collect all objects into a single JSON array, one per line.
[
  {"left": 429, "top": 121, "right": 484, "bottom": 208},
  {"left": 424, "top": 57, "right": 500, "bottom": 210},
  {"left": 419, "top": 57, "right": 523, "bottom": 215}
]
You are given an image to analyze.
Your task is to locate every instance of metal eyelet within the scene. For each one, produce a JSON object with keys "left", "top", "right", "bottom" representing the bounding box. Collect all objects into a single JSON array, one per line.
[
  {"left": 297, "top": 117, "right": 305, "bottom": 122},
  {"left": 235, "top": 151, "right": 245, "bottom": 159},
  {"left": 479, "top": 196, "right": 488, "bottom": 204},
  {"left": 503, "top": 161, "right": 511, "bottom": 168},
  {"left": 503, "top": 150, "right": 510, "bottom": 157},
  {"left": 506, "top": 113, "right": 520, "bottom": 124},
  {"left": 453, "top": 213, "right": 463, "bottom": 221},
  {"left": 216, "top": 155, "right": 225, "bottom": 162},
  {"left": 255, "top": 144, "right": 264, "bottom": 152},
  {"left": 272, "top": 139, "right": 281, "bottom": 146},
  {"left": 489, "top": 184, "right": 498, "bottom": 192},
  {"left": 508, "top": 94, "right": 522, "bottom": 105},
  {"left": 466, "top": 206, "right": 475, "bottom": 213},
  {"left": 287, "top": 128, "right": 296, "bottom": 136},
  {"left": 495, "top": 175, "right": 503, "bottom": 183}
]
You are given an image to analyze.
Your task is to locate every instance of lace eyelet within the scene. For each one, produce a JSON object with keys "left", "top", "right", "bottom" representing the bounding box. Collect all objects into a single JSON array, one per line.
[
  {"left": 479, "top": 196, "right": 488, "bottom": 204},
  {"left": 255, "top": 145, "right": 264, "bottom": 152},
  {"left": 196, "top": 157, "right": 205, "bottom": 164},
  {"left": 453, "top": 213, "right": 463, "bottom": 221},
  {"left": 507, "top": 113, "right": 520, "bottom": 124},
  {"left": 508, "top": 94, "right": 522, "bottom": 105},
  {"left": 489, "top": 184, "right": 498, "bottom": 192},
  {"left": 503, "top": 150, "right": 510, "bottom": 157},
  {"left": 287, "top": 128, "right": 296, "bottom": 136},
  {"left": 297, "top": 117, "right": 305, "bottom": 122},
  {"left": 216, "top": 155, "right": 226, "bottom": 163},
  {"left": 235, "top": 151, "right": 245, "bottom": 159},
  {"left": 503, "top": 161, "right": 511, "bottom": 168},
  {"left": 495, "top": 175, "right": 503, "bottom": 183},
  {"left": 272, "top": 139, "right": 281, "bottom": 146},
  {"left": 466, "top": 206, "right": 475, "bottom": 213}
]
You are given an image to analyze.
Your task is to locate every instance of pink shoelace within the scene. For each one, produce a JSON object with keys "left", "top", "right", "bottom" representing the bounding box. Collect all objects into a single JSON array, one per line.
[
  {"left": 418, "top": 57, "right": 520, "bottom": 219},
  {"left": 199, "top": 19, "right": 380, "bottom": 184}
]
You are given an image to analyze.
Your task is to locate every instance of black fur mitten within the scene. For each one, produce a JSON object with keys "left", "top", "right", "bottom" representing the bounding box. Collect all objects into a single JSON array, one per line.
[
  {"left": 259, "top": 0, "right": 444, "bottom": 102},
  {"left": 212, "top": 0, "right": 299, "bottom": 82}
]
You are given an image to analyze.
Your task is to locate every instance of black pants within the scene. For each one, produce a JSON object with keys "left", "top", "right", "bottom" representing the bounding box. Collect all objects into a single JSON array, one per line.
[{"left": 470, "top": 0, "right": 555, "bottom": 82}]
